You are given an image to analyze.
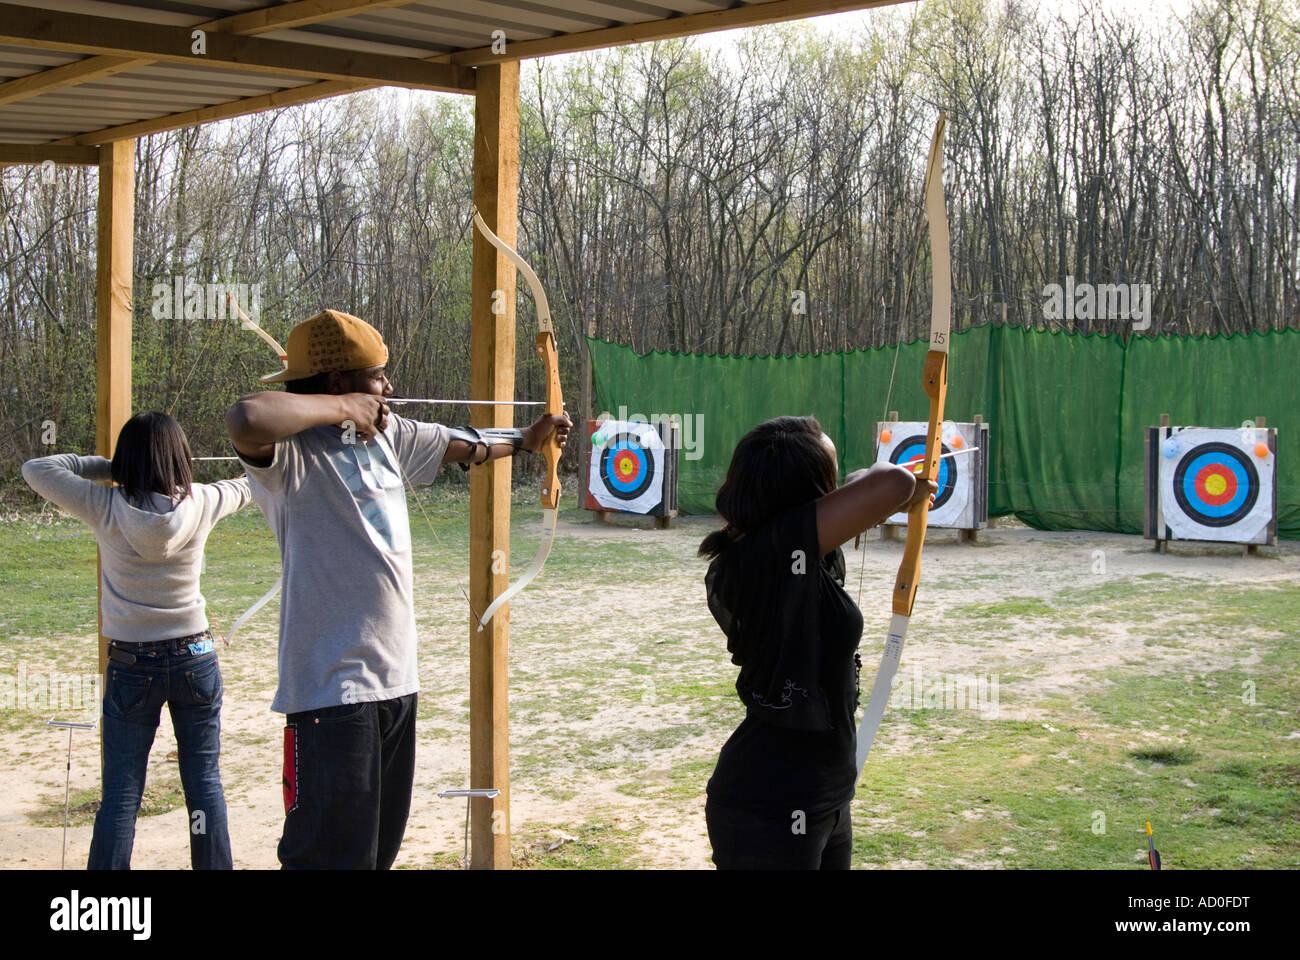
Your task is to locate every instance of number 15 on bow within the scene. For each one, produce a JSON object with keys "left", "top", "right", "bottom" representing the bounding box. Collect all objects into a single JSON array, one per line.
[{"left": 855, "top": 113, "right": 951, "bottom": 776}]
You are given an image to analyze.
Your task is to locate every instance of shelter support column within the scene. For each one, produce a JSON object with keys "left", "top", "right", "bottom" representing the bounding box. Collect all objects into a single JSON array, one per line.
[
  {"left": 95, "top": 139, "right": 134, "bottom": 680},
  {"left": 469, "top": 62, "right": 519, "bottom": 870}
]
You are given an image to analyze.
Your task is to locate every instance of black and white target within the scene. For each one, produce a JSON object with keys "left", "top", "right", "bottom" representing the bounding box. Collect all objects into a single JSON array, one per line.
[
  {"left": 876, "top": 421, "right": 971, "bottom": 526},
  {"left": 587, "top": 420, "right": 666, "bottom": 514},
  {"left": 1158, "top": 428, "right": 1274, "bottom": 542}
]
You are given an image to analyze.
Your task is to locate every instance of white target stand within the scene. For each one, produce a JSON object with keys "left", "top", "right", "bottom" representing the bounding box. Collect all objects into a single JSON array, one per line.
[
  {"left": 437, "top": 787, "right": 500, "bottom": 869},
  {"left": 1144, "top": 413, "right": 1277, "bottom": 556},
  {"left": 863, "top": 411, "right": 990, "bottom": 546},
  {"left": 585, "top": 418, "right": 679, "bottom": 529}
]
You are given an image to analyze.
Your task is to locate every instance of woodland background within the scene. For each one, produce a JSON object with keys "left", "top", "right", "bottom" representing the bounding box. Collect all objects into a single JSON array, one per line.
[{"left": 1, "top": 0, "right": 1297, "bottom": 480}]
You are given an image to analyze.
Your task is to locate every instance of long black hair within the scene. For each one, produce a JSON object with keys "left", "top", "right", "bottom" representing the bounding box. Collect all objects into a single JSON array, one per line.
[
  {"left": 698, "top": 415, "right": 837, "bottom": 560},
  {"left": 110, "top": 412, "right": 194, "bottom": 506}
]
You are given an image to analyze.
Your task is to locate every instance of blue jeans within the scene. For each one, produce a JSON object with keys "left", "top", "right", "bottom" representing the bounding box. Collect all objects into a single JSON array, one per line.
[{"left": 88, "top": 642, "right": 232, "bottom": 869}]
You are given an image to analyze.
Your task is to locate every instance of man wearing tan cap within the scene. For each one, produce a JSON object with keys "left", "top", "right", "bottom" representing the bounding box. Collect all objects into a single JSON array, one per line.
[{"left": 225, "top": 308, "right": 570, "bottom": 869}]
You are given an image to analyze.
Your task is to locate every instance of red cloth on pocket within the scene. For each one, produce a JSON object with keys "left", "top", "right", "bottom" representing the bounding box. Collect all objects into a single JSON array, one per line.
[{"left": 282, "top": 724, "right": 297, "bottom": 813}]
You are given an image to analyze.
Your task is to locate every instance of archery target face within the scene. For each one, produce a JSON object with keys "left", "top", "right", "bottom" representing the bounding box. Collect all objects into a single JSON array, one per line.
[
  {"left": 602, "top": 435, "right": 654, "bottom": 499},
  {"left": 587, "top": 420, "right": 666, "bottom": 514},
  {"left": 876, "top": 421, "right": 971, "bottom": 527},
  {"left": 889, "top": 435, "right": 958, "bottom": 512},
  {"left": 1158, "top": 428, "right": 1273, "bottom": 542}
]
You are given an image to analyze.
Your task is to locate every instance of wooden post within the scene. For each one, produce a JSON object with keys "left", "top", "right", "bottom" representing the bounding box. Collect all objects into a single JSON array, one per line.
[
  {"left": 581, "top": 319, "right": 595, "bottom": 515},
  {"left": 469, "top": 62, "right": 518, "bottom": 870},
  {"left": 881, "top": 411, "right": 901, "bottom": 540},
  {"left": 95, "top": 139, "right": 134, "bottom": 681},
  {"left": 1247, "top": 418, "right": 1266, "bottom": 556}
]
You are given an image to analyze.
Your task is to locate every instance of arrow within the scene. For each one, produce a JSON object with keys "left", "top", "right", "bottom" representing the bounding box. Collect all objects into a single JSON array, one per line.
[
  {"left": 387, "top": 399, "right": 543, "bottom": 406},
  {"left": 887, "top": 446, "right": 979, "bottom": 474}
]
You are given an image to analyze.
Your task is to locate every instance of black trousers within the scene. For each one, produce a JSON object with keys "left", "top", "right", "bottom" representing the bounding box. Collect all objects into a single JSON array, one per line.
[
  {"left": 278, "top": 693, "right": 417, "bottom": 869},
  {"left": 706, "top": 798, "right": 853, "bottom": 870}
]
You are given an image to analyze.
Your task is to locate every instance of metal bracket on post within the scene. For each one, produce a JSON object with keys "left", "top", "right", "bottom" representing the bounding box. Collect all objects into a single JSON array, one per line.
[
  {"left": 437, "top": 787, "right": 501, "bottom": 869},
  {"left": 46, "top": 717, "right": 99, "bottom": 869}
]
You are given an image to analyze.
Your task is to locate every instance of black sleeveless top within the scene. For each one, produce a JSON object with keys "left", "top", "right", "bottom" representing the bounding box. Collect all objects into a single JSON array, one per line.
[{"left": 705, "top": 502, "right": 864, "bottom": 817}]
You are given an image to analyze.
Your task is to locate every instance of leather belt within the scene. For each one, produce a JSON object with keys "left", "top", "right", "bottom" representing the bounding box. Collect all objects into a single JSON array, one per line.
[{"left": 107, "top": 632, "right": 213, "bottom": 663}]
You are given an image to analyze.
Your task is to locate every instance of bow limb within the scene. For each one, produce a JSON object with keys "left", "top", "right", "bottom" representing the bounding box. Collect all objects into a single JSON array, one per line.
[
  {"left": 856, "top": 113, "right": 951, "bottom": 775},
  {"left": 470, "top": 210, "right": 565, "bottom": 631},
  {"left": 225, "top": 576, "right": 282, "bottom": 644},
  {"left": 216, "top": 293, "right": 287, "bottom": 643},
  {"left": 226, "top": 293, "right": 288, "bottom": 368}
]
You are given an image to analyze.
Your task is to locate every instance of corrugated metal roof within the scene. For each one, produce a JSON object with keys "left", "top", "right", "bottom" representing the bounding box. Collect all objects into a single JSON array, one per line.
[{"left": 0, "top": 0, "right": 898, "bottom": 147}]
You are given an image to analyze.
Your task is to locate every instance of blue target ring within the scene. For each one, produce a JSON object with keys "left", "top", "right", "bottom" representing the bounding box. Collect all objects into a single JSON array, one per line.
[
  {"left": 599, "top": 433, "right": 655, "bottom": 501},
  {"left": 1173, "top": 442, "right": 1257, "bottom": 527},
  {"left": 889, "top": 436, "right": 957, "bottom": 511}
]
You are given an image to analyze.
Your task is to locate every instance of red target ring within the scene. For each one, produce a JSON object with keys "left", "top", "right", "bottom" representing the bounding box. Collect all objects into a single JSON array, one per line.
[
  {"left": 613, "top": 451, "right": 642, "bottom": 484},
  {"left": 1193, "top": 462, "right": 1237, "bottom": 506},
  {"left": 1172, "top": 441, "right": 1258, "bottom": 527},
  {"left": 599, "top": 432, "right": 656, "bottom": 501}
]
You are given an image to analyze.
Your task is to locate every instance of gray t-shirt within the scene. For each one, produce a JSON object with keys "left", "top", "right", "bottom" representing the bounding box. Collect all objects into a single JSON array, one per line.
[{"left": 241, "top": 415, "right": 448, "bottom": 714}]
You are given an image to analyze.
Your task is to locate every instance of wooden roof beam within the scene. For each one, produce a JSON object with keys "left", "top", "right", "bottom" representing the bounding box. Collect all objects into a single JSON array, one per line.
[
  {"left": 0, "top": 1, "right": 428, "bottom": 107},
  {"left": 0, "top": 57, "right": 140, "bottom": 108},
  {"left": 209, "top": 0, "right": 425, "bottom": 36},
  {"left": 54, "top": 80, "right": 372, "bottom": 145},
  {"left": 0, "top": 2, "right": 474, "bottom": 93},
  {"left": 0, "top": 143, "right": 100, "bottom": 164}
]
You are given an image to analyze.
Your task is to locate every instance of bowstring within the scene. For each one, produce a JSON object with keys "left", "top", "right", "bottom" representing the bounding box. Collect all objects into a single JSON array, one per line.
[
  {"left": 391, "top": 439, "right": 480, "bottom": 623},
  {"left": 166, "top": 310, "right": 242, "bottom": 645},
  {"left": 167, "top": 296, "right": 287, "bottom": 644},
  {"left": 387, "top": 209, "right": 481, "bottom": 622},
  {"left": 856, "top": 197, "right": 929, "bottom": 609},
  {"left": 166, "top": 313, "right": 226, "bottom": 418}
]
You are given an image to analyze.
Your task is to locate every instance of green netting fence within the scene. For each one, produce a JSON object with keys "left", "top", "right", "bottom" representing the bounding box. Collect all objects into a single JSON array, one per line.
[{"left": 587, "top": 326, "right": 1299, "bottom": 538}]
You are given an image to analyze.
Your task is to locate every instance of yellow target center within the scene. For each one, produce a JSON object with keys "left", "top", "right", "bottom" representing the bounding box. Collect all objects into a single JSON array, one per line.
[{"left": 1205, "top": 474, "right": 1227, "bottom": 497}]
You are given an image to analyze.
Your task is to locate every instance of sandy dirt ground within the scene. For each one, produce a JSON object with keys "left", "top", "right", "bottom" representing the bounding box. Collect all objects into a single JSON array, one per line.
[{"left": 2, "top": 515, "right": 1296, "bottom": 869}]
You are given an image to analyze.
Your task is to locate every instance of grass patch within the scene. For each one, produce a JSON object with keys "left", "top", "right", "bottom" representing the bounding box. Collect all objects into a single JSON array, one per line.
[
  {"left": 29, "top": 775, "right": 185, "bottom": 829},
  {"left": 513, "top": 818, "right": 643, "bottom": 869},
  {"left": 853, "top": 655, "right": 1300, "bottom": 869},
  {"left": 965, "top": 598, "right": 1055, "bottom": 619}
]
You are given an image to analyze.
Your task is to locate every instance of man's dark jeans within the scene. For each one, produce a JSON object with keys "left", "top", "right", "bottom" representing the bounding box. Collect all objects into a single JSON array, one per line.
[
  {"left": 88, "top": 644, "right": 231, "bottom": 869},
  {"left": 278, "top": 693, "right": 417, "bottom": 869}
]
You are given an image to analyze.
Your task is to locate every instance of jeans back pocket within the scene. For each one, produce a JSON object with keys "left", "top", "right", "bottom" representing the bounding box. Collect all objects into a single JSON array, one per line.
[
  {"left": 183, "top": 656, "right": 222, "bottom": 707},
  {"left": 105, "top": 666, "right": 154, "bottom": 718}
]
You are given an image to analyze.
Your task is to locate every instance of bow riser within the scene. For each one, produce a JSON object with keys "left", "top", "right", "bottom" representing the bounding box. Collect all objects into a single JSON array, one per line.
[
  {"left": 893, "top": 349, "right": 948, "bottom": 616},
  {"left": 535, "top": 329, "right": 562, "bottom": 510}
]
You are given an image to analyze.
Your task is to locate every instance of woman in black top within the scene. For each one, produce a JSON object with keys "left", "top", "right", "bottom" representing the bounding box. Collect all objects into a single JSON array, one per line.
[{"left": 700, "top": 415, "right": 933, "bottom": 869}]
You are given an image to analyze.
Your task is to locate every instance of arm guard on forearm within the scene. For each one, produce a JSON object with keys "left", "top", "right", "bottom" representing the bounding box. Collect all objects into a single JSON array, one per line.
[{"left": 446, "top": 426, "right": 526, "bottom": 471}]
